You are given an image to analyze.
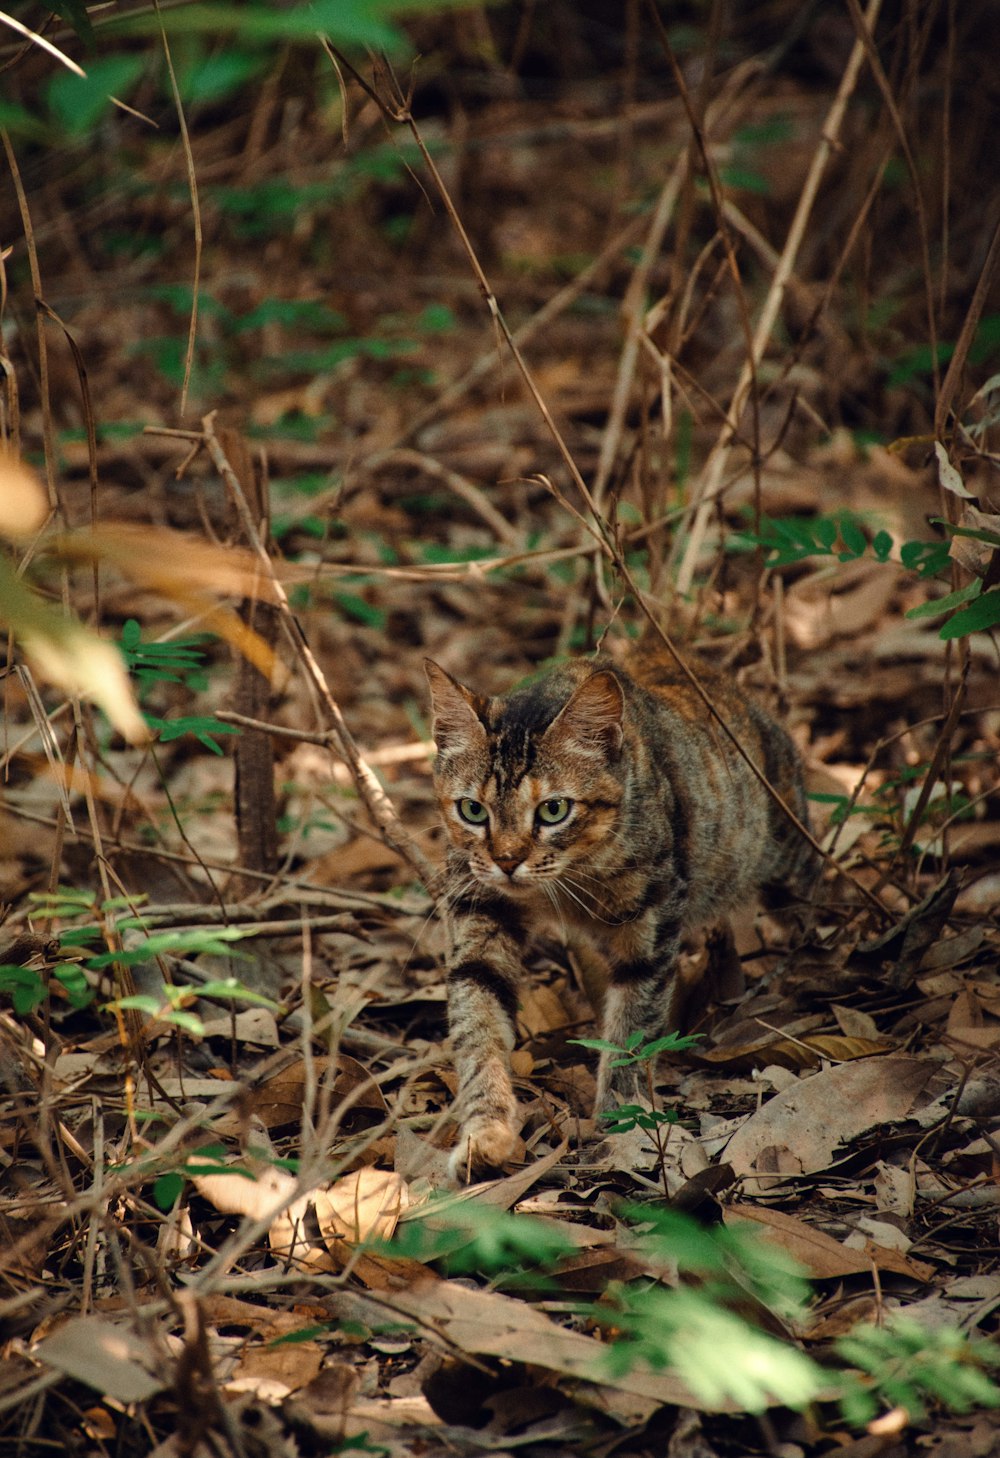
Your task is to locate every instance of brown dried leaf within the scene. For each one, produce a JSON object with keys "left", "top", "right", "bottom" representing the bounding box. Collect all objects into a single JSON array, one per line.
[
  {"left": 226, "top": 1339, "right": 324, "bottom": 1397},
  {"left": 247, "top": 1054, "right": 387, "bottom": 1130},
  {"left": 0, "top": 453, "right": 47, "bottom": 536},
  {"left": 312, "top": 837, "right": 404, "bottom": 882},
  {"left": 784, "top": 561, "right": 897, "bottom": 650},
  {"left": 328, "top": 1279, "right": 718, "bottom": 1422},
  {"left": 518, "top": 984, "right": 570, "bottom": 1036},
  {"left": 724, "top": 1055, "right": 941, "bottom": 1187},
  {"left": 727, "top": 1204, "right": 934, "bottom": 1281},
  {"left": 753, "top": 1033, "right": 894, "bottom": 1071},
  {"left": 314, "top": 1168, "right": 411, "bottom": 1247},
  {"left": 193, "top": 1162, "right": 297, "bottom": 1222}
]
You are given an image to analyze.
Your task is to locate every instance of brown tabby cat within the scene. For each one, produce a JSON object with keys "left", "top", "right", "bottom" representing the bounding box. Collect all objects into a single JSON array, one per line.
[{"left": 425, "top": 644, "right": 815, "bottom": 1180}]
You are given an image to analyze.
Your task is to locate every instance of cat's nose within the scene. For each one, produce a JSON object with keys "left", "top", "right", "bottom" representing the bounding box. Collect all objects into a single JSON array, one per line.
[{"left": 494, "top": 855, "right": 524, "bottom": 878}]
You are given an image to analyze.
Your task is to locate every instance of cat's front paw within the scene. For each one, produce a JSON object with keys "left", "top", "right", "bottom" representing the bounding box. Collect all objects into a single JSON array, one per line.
[{"left": 448, "top": 1116, "right": 519, "bottom": 1183}]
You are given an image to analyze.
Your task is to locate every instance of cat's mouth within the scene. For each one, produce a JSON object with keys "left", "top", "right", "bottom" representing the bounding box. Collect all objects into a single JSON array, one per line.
[{"left": 476, "top": 863, "right": 536, "bottom": 890}]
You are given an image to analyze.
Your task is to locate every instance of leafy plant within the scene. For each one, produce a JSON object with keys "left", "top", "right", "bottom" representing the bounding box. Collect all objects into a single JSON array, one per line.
[
  {"left": 0, "top": 889, "right": 273, "bottom": 1032},
  {"left": 0, "top": 961, "right": 94, "bottom": 1015},
  {"left": 385, "top": 1197, "right": 1000, "bottom": 1428},
  {"left": 733, "top": 509, "right": 1000, "bottom": 640},
  {"left": 811, "top": 753, "right": 978, "bottom": 857},
  {"left": 119, "top": 618, "right": 214, "bottom": 691},
  {"left": 886, "top": 314, "right": 1000, "bottom": 388},
  {"left": 390, "top": 1199, "right": 576, "bottom": 1282},
  {"left": 117, "top": 619, "right": 238, "bottom": 753},
  {"left": 571, "top": 1029, "right": 701, "bottom": 1199},
  {"left": 835, "top": 1316, "right": 1000, "bottom": 1425}
]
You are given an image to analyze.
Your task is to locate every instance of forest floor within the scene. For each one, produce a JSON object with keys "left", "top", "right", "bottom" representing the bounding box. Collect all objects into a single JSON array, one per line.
[{"left": 2, "top": 5, "right": 1000, "bottom": 1456}]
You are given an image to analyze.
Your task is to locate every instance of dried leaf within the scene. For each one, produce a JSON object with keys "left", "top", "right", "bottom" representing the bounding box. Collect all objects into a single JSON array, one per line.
[
  {"left": 751, "top": 1033, "right": 893, "bottom": 1071},
  {"left": 0, "top": 453, "right": 47, "bottom": 536},
  {"left": 723, "top": 1055, "right": 941, "bottom": 1188},
  {"left": 315, "top": 1168, "right": 411, "bottom": 1248},
  {"left": 248, "top": 1054, "right": 387, "bottom": 1130},
  {"left": 934, "top": 440, "right": 974, "bottom": 498},
  {"left": 225, "top": 1339, "right": 324, "bottom": 1397},
  {"left": 33, "top": 1317, "right": 164, "bottom": 1403},
  {"left": 327, "top": 1279, "right": 717, "bottom": 1422},
  {"left": 518, "top": 984, "right": 570, "bottom": 1036},
  {"left": 727, "top": 1204, "right": 933, "bottom": 1281},
  {"left": 193, "top": 1162, "right": 297, "bottom": 1221}
]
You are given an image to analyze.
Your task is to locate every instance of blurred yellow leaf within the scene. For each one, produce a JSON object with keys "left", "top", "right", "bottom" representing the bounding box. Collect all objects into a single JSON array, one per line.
[
  {"left": 0, "top": 555, "right": 148, "bottom": 742},
  {"left": 0, "top": 453, "right": 47, "bottom": 537}
]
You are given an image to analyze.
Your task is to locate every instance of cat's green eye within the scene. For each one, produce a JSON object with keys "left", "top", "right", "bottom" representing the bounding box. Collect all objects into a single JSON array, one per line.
[
  {"left": 536, "top": 797, "right": 573, "bottom": 826},
  {"left": 457, "top": 797, "right": 489, "bottom": 825}
]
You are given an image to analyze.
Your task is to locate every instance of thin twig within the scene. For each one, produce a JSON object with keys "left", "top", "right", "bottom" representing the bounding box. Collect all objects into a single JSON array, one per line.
[
  {"left": 673, "top": 0, "right": 883, "bottom": 597},
  {"left": 153, "top": 0, "right": 202, "bottom": 417},
  {"left": 201, "top": 411, "right": 441, "bottom": 896}
]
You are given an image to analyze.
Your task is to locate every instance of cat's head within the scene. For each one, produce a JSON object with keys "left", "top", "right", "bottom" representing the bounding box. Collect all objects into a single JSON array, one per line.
[{"left": 425, "top": 659, "right": 626, "bottom": 893}]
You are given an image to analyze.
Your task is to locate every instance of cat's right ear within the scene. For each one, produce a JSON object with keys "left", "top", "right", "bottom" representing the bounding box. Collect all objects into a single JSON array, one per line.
[{"left": 424, "top": 660, "right": 487, "bottom": 752}]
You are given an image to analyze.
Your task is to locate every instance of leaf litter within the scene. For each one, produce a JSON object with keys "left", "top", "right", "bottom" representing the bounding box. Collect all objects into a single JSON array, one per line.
[{"left": 2, "top": 5, "right": 1000, "bottom": 1456}]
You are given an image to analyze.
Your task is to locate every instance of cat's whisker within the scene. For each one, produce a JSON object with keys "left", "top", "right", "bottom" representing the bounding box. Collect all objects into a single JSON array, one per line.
[
  {"left": 541, "top": 880, "right": 568, "bottom": 941},
  {"left": 553, "top": 876, "right": 622, "bottom": 926}
]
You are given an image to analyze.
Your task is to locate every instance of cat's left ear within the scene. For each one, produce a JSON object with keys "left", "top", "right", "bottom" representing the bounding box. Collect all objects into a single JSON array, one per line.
[
  {"left": 424, "top": 659, "right": 487, "bottom": 753},
  {"left": 544, "top": 670, "right": 624, "bottom": 759}
]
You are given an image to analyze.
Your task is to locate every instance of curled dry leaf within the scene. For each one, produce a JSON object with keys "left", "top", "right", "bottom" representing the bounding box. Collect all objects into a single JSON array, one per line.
[
  {"left": 45, "top": 523, "right": 280, "bottom": 678},
  {"left": 193, "top": 1162, "right": 316, "bottom": 1266},
  {"left": 314, "top": 1168, "right": 411, "bottom": 1249},
  {"left": 193, "top": 1162, "right": 297, "bottom": 1221},
  {"left": 0, "top": 453, "right": 47, "bottom": 537},
  {"left": 949, "top": 503, "right": 1000, "bottom": 578}
]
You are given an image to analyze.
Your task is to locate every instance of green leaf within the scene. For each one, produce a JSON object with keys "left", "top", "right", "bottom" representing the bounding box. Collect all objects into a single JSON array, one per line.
[
  {"left": 838, "top": 518, "right": 868, "bottom": 558},
  {"left": 235, "top": 299, "right": 347, "bottom": 332},
  {"left": 47, "top": 0, "right": 96, "bottom": 44},
  {"left": 47, "top": 55, "right": 146, "bottom": 136},
  {"left": 162, "top": 1009, "right": 207, "bottom": 1035},
  {"left": 106, "top": 993, "right": 162, "bottom": 1017},
  {"left": 0, "top": 100, "right": 46, "bottom": 139},
  {"left": 815, "top": 517, "right": 838, "bottom": 549},
  {"left": 905, "top": 579, "right": 982, "bottom": 621},
  {"left": 939, "top": 521, "right": 1000, "bottom": 549},
  {"left": 145, "top": 714, "right": 239, "bottom": 754},
  {"left": 416, "top": 303, "right": 456, "bottom": 333},
  {"left": 631, "top": 1032, "right": 701, "bottom": 1058},
  {"left": 939, "top": 586, "right": 1000, "bottom": 639},
  {"left": 53, "top": 963, "right": 94, "bottom": 1008},
  {"left": 389, "top": 1200, "right": 575, "bottom": 1277},
  {"left": 900, "top": 539, "right": 951, "bottom": 578},
  {"left": 872, "top": 529, "right": 894, "bottom": 561},
  {"left": 153, "top": 1171, "right": 184, "bottom": 1211},
  {"left": 0, "top": 964, "right": 47, "bottom": 1015},
  {"left": 179, "top": 51, "right": 265, "bottom": 104},
  {"left": 196, "top": 978, "right": 280, "bottom": 1010},
  {"left": 59, "top": 925, "right": 103, "bottom": 949},
  {"left": 332, "top": 591, "right": 387, "bottom": 629},
  {"left": 268, "top": 1325, "right": 331, "bottom": 1346},
  {"left": 717, "top": 166, "right": 769, "bottom": 194},
  {"left": 88, "top": 927, "right": 251, "bottom": 968}
]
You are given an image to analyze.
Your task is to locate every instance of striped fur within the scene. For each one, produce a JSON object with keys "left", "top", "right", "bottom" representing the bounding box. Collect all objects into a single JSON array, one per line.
[{"left": 426, "top": 645, "right": 815, "bottom": 1180}]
